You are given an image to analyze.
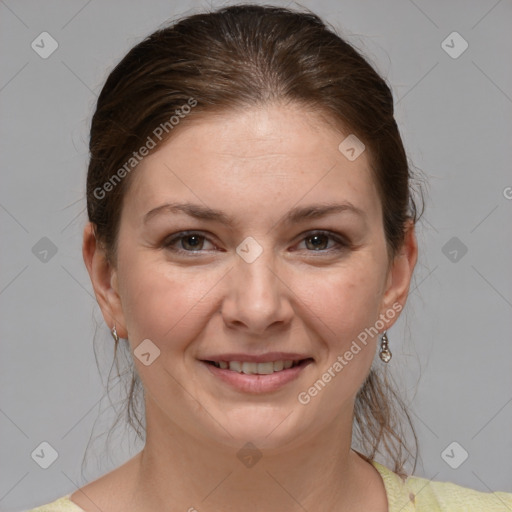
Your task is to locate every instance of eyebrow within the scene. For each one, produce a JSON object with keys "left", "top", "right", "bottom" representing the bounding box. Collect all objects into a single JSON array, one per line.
[{"left": 143, "top": 201, "right": 366, "bottom": 227}]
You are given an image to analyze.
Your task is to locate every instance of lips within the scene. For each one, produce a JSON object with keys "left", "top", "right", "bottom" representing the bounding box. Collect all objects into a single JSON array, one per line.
[
  {"left": 201, "top": 352, "right": 312, "bottom": 374},
  {"left": 200, "top": 352, "right": 312, "bottom": 363},
  {"left": 204, "top": 358, "right": 312, "bottom": 375},
  {"left": 200, "top": 356, "right": 313, "bottom": 393}
]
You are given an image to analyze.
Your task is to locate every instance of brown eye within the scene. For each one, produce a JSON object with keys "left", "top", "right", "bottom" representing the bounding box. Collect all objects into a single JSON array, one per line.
[
  {"left": 163, "top": 231, "right": 215, "bottom": 253},
  {"left": 179, "top": 234, "right": 205, "bottom": 251},
  {"left": 297, "top": 231, "right": 349, "bottom": 253},
  {"left": 305, "top": 233, "right": 330, "bottom": 251}
]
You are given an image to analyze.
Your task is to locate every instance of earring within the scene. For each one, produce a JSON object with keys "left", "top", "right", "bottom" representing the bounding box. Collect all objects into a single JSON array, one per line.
[
  {"left": 379, "top": 330, "right": 392, "bottom": 363},
  {"left": 111, "top": 323, "right": 119, "bottom": 343}
]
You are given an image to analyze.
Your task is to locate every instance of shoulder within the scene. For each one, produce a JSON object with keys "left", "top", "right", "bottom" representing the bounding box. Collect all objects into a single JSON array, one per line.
[
  {"left": 371, "top": 460, "right": 512, "bottom": 512},
  {"left": 23, "top": 494, "right": 86, "bottom": 512},
  {"left": 406, "top": 474, "right": 512, "bottom": 511}
]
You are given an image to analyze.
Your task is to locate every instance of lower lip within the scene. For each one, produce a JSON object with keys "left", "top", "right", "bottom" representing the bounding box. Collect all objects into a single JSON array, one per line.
[{"left": 201, "top": 360, "right": 312, "bottom": 394}]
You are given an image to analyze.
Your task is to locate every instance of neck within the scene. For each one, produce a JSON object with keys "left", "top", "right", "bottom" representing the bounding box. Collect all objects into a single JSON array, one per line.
[{"left": 129, "top": 397, "right": 374, "bottom": 512}]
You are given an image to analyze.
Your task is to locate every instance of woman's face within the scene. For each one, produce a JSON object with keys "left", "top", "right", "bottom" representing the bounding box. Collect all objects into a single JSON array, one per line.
[{"left": 90, "top": 103, "right": 416, "bottom": 450}]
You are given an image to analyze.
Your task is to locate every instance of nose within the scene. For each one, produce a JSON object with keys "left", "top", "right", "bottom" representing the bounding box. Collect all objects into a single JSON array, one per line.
[{"left": 220, "top": 248, "right": 294, "bottom": 336}]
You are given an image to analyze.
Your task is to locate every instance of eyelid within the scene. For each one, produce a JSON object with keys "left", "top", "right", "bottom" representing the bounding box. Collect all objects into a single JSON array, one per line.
[
  {"left": 163, "top": 230, "right": 219, "bottom": 252},
  {"left": 293, "top": 230, "right": 350, "bottom": 253},
  {"left": 162, "top": 229, "right": 350, "bottom": 255}
]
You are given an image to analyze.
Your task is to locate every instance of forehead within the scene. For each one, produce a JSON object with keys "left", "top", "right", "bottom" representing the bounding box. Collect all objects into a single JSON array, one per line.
[{"left": 123, "top": 104, "right": 381, "bottom": 227}]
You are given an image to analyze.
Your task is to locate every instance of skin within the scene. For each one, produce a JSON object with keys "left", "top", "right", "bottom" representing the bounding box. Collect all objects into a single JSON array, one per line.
[{"left": 79, "top": 103, "right": 417, "bottom": 512}]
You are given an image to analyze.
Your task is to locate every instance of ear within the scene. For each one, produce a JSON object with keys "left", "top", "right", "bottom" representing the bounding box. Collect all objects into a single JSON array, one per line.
[
  {"left": 378, "top": 220, "right": 418, "bottom": 327},
  {"left": 82, "top": 222, "right": 128, "bottom": 338}
]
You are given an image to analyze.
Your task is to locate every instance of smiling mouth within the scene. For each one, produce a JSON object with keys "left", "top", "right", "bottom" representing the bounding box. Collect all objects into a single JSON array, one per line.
[{"left": 202, "top": 358, "right": 314, "bottom": 375}]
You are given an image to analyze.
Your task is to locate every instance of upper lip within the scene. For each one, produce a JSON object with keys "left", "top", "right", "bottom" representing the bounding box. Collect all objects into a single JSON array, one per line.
[{"left": 200, "top": 352, "right": 313, "bottom": 363}]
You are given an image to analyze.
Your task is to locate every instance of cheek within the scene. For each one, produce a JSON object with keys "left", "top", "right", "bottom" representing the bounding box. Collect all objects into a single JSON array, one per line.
[
  {"left": 298, "top": 258, "right": 385, "bottom": 346},
  {"left": 292, "top": 262, "right": 385, "bottom": 411},
  {"left": 117, "top": 252, "right": 221, "bottom": 350}
]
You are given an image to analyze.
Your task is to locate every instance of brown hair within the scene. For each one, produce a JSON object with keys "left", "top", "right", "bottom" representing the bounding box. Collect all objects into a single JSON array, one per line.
[{"left": 84, "top": 3, "right": 423, "bottom": 479}]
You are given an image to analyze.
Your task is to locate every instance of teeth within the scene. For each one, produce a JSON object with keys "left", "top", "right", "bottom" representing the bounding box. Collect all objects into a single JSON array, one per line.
[
  {"left": 257, "top": 362, "right": 275, "bottom": 374},
  {"left": 229, "top": 361, "right": 242, "bottom": 372},
  {"left": 273, "top": 360, "right": 284, "bottom": 371},
  {"left": 210, "top": 359, "right": 305, "bottom": 374},
  {"left": 241, "top": 362, "right": 257, "bottom": 374}
]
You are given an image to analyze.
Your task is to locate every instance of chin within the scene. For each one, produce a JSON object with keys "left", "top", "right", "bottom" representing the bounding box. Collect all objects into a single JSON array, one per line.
[{"left": 201, "top": 405, "right": 312, "bottom": 451}]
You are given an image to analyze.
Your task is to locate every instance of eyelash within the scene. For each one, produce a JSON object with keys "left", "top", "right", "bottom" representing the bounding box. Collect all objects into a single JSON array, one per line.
[{"left": 162, "top": 230, "right": 350, "bottom": 256}]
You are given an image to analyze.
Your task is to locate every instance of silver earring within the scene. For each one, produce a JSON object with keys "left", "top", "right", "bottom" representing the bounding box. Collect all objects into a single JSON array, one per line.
[
  {"left": 379, "top": 330, "right": 392, "bottom": 363},
  {"left": 111, "top": 323, "right": 119, "bottom": 342}
]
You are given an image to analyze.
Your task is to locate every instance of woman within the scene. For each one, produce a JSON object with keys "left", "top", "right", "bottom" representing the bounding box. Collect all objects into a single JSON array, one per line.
[{"left": 26, "top": 4, "right": 512, "bottom": 511}]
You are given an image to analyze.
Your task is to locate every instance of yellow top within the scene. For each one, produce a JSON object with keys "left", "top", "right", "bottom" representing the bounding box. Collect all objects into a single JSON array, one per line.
[{"left": 24, "top": 460, "right": 512, "bottom": 511}]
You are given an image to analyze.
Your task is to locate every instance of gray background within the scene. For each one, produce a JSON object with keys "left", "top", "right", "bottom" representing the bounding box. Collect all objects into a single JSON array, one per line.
[{"left": 1, "top": 0, "right": 511, "bottom": 510}]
